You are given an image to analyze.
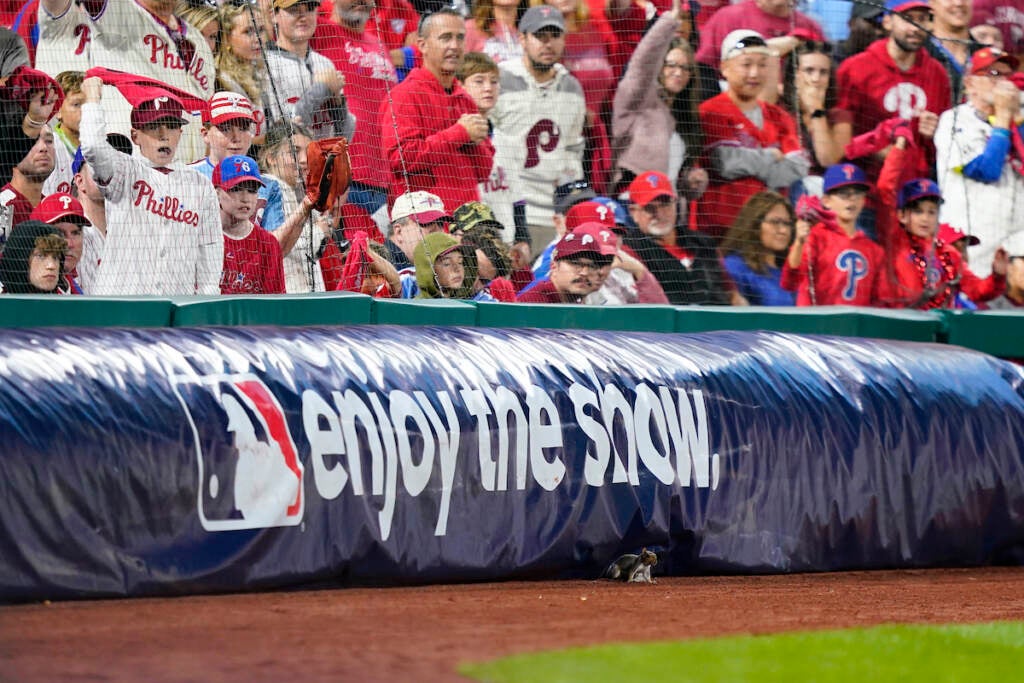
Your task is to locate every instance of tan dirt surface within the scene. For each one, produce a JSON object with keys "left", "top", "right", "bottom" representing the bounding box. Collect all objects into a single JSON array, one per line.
[{"left": 2, "top": 567, "right": 1023, "bottom": 683}]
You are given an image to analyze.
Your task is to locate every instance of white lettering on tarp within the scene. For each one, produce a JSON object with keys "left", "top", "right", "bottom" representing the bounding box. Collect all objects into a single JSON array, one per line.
[{"left": 294, "top": 381, "right": 720, "bottom": 541}]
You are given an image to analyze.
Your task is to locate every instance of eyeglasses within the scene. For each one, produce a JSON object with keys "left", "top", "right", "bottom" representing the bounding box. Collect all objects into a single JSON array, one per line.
[
  {"left": 663, "top": 62, "right": 695, "bottom": 73},
  {"left": 980, "top": 68, "right": 1012, "bottom": 79},
  {"left": 643, "top": 197, "right": 676, "bottom": 214},
  {"left": 763, "top": 217, "right": 795, "bottom": 229},
  {"left": 562, "top": 259, "right": 600, "bottom": 272}
]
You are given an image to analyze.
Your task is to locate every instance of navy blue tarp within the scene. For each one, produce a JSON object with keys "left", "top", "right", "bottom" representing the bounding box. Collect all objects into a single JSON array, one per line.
[{"left": 1, "top": 326, "right": 1023, "bottom": 602}]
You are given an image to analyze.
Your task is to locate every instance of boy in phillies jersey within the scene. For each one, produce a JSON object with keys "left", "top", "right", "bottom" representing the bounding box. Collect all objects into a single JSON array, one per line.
[
  {"left": 214, "top": 155, "right": 285, "bottom": 295},
  {"left": 781, "top": 163, "right": 886, "bottom": 306},
  {"left": 79, "top": 76, "right": 222, "bottom": 295}
]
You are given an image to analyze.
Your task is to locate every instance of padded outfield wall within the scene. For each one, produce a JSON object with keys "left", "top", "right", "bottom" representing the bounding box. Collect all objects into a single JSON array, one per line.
[{"left": 1, "top": 302, "right": 1023, "bottom": 601}]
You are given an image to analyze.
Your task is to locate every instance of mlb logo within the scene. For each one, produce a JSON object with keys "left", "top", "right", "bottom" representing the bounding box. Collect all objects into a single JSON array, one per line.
[{"left": 172, "top": 374, "right": 304, "bottom": 531}]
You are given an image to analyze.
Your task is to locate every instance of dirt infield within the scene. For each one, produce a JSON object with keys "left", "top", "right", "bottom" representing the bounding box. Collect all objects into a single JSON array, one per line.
[{"left": 2, "top": 567, "right": 1023, "bottom": 683}]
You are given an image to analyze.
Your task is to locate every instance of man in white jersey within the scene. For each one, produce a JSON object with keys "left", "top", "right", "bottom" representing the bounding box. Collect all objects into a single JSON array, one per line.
[
  {"left": 35, "top": 1, "right": 92, "bottom": 78},
  {"left": 489, "top": 5, "right": 586, "bottom": 249},
  {"left": 42, "top": 0, "right": 216, "bottom": 163},
  {"left": 79, "top": 76, "right": 222, "bottom": 295}
]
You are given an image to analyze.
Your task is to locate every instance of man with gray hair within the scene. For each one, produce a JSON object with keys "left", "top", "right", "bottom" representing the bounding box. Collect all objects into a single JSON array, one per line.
[
  {"left": 379, "top": 8, "right": 495, "bottom": 214},
  {"left": 382, "top": 190, "right": 452, "bottom": 297}
]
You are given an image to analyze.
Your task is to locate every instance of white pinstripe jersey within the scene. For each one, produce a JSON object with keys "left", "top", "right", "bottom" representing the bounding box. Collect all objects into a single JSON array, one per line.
[
  {"left": 35, "top": 2, "right": 92, "bottom": 78},
  {"left": 80, "top": 103, "right": 222, "bottom": 295}
]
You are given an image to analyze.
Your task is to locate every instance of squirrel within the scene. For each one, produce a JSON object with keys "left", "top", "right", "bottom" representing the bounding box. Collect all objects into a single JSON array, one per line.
[{"left": 603, "top": 548, "right": 658, "bottom": 584}]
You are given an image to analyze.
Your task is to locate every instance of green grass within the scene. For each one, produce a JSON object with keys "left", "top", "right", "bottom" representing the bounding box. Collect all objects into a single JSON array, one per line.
[{"left": 460, "top": 622, "right": 1024, "bottom": 683}]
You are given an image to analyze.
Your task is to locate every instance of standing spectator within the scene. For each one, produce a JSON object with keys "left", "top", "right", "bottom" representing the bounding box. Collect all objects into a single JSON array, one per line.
[
  {"left": 971, "top": 0, "right": 1024, "bottom": 57},
  {"left": 33, "top": 0, "right": 90, "bottom": 78},
  {"left": 611, "top": 1, "right": 707, "bottom": 199},
  {"left": 835, "top": 1, "right": 887, "bottom": 63},
  {"left": 970, "top": 21, "right": 1005, "bottom": 51},
  {"left": 781, "top": 164, "right": 886, "bottom": 306},
  {"left": 0, "top": 65, "right": 59, "bottom": 189},
  {"left": 177, "top": 1, "right": 221, "bottom": 56},
  {"left": 214, "top": 155, "right": 285, "bottom": 295},
  {"left": 720, "top": 191, "right": 796, "bottom": 306},
  {"left": 697, "top": 30, "right": 809, "bottom": 240},
  {"left": 217, "top": 2, "right": 269, "bottom": 139},
  {"left": 695, "top": 0, "right": 824, "bottom": 100},
  {"left": 41, "top": 0, "right": 218, "bottom": 163},
  {"left": 265, "top": 0, "right": 354, "bottom": 141},
  {"left": 836, "top": 0, "right": 950, "bottom": 182},
  {"left": 69, "top": 143, "right": 119, "bottom": 293},
  {"left": 624, "top": 170, "right": 736, "bottom": 305},
  {"left": 935, "top": 47, "right": 1024, "bottom": 276},
  {"left": 780, "top": 40, "right": 853, "bottom": 192},
  {"left": 465, "top": 0, "right": 527, "bottom": 64},
  {"left": 311, "top": 0, "right": 398, "bottom": 220},
  {"left": 926, "top": 0, "right": 984, "bottom": 104},
  {"left": 490, "top": 5, "right": 586, "bottom": 244},
  {"left": 1, "top": 126, "right": 55, "bottom": 244},
  {"left": 189, "top": 92, "right": 284, "bottom": 233},
  {"left": 29, "top": 192, "right": 90, "bottom": 294},
  {"left": 0, "top": 221, "right": 66, "bottom": 295},
  {"left": 380, "top": 9, "right": 496, "bottom": 214},
  {"left": 878, "top": 135, "right": 1007, "bottom": 308},
  {"left": 988, "top": 254, "right": 1024, "bottom": 309},
  {"left": 535, "top": 0, "right": 618, "bottom": 116},
  {"left": 516, "top": 221, "right": 616, "bottom": 303},
  {"left": 457, "top": 52, "right": 529, "bottom": 246},
  {"left": 43, "top": 71, "right": 86, "bottom": 197},
  {"left": 78, "top": 76, "right": 222, "bottom": 295}
]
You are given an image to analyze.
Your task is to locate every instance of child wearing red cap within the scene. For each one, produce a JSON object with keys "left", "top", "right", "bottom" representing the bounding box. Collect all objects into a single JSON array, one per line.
[
  {"left": 876, "top": 135, "right": 1008, "bottom": 309},
  {"left": 79, "top": 75, "right": 222, "bottom": 295},
  {"left": 214, "top": 154, "right": 285, "bottom": 295}
]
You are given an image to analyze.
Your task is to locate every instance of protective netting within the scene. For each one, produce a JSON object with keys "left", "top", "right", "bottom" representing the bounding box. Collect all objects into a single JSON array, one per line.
[{"left": 0, "top": 0, "right": 1020, "bottom": 308}]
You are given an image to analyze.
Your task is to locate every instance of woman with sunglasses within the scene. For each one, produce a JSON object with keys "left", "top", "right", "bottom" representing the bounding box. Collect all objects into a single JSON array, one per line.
[{"left": 611, "top": 0, "right": 707, "bottom": 200}]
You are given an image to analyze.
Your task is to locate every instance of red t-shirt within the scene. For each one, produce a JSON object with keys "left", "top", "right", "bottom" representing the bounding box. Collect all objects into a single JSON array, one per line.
[
  {"left": 1, "top": 184, "right": 36, "bottom": 233},
  {"left": 517, "top": 278, "right": 579, "bottom": 303},
  {"left": 564, "top": 19, "right": 618, "bottom": 114},
  {"left": 695, "top": 0, "right": 823, "bottom": 71},
  {"left": 311, "top": 22, "right": 398, "bottom": 190},
  {"left": 220, "top": 224, "right": 285, "bottom": 295},
  {"left": 317, "top": 0, "right": 417, "bottom": 52}
]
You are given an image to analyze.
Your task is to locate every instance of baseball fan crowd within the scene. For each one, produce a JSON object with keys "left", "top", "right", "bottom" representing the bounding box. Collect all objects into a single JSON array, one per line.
[{"left": 0, "top": 0, "right": 1022, "bottom": 309}]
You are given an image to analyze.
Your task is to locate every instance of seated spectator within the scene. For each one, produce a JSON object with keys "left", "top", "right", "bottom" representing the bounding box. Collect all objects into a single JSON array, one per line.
[
  {"left": 877, "top": 135, "right": 1008, "bottom": 309},
  {"left": 457, "top": 52, "right": 529, "bottom": 246},
  {"left": 0, "top": 220, "right": 66, "bottom": 294},
  {"left": 29, "top": 192, "right": 91, "bottom": 294},
  {"left": 935, "top": 48, "right": 1024, "bottom": 276},
  {"left": 385, "top": 190, "right": 452, "bottom": 297},
  {"left": 217, "top": 1, "right": 269, "bottom": 139},
  {"left": 0, "top": 66, "right": 58, "bottom": 191},
  {"left": 697, "top": 30, "right": 809, "bottom": 240},
  {"left": 611, "top": 0, "right": 707, "bottom": 200},
  {"left": 214, "top": 155, "right": 285, "bottom": 295},
  {"left": 1, "top": 124, "right": 56, "bottom": 242},
  {"left": 466, "top": 0, "right": 527, "bottom": 64},
  {"left": 937, "top": 223, "right": 980, "bottom": 263},
  {"left": 458, "top": 221, "right": 518, "bottom": 302},
  {"left": 414, "top": 232, "right": 486, "bottom": 300},
  {"left": 970, "top": 22, "right": 1004, "bottom": 51},
  {"left": 988, "top": 254, "right": 1024, "bottom": 309},
  {"left": 79, "top": 76, "right": 222, "bottom": 296},
  {"left": 517, "top": 221, "right": 617, "bottom": 303},
  {"left": 44, "top": 71, "right": 85, "bottom": 197},
  {"left": 177, "top": 1, "right": 221, "bottom": 56},
  {"left": 624, "top": 170, "right": 736, "bottom": 305},
  {"left": 971, "top": 0, "right": 1024, "bottom": 57},
  {"left": 782, "top": 163, "right": 885, "bottom": 306},
  {"left": 720, "top": 191, "right": 796, "bottom": 306},
  {"left": 780, "top": 40, "right": 852, "bottom": 194},
  {"left": 191, "top": 92, "right": 284, "bottom": 233},
  {"left": 528, "top": 178, "right": 596, "bottom": 285}
]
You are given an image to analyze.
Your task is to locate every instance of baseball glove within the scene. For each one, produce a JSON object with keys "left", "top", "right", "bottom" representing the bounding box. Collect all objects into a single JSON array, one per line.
[{"left": 305, "top": 137, "right": 351, "bottom": 212}]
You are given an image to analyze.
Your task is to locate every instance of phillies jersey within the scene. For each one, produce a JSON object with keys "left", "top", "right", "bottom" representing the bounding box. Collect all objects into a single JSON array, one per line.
[
  {"left": 35, "top": 0, "right": 92, "bottom": 77},
  {"left": 80, "top": 103, "right": 222, "bottom": 296},
  {"left": 780, "top": 220, "right": 886, "bottom": 306},
  {"left": 490, "top": 59, "right": 586, "bottom": 228},
  {"left": 78, "top": 0, "right": 216, "bottom": 163},
  {"left": 43, "top": 123, "right": 77, "bottom": 197},
  {"left": 310, "top": 22, "right": 397, "bottom": 190},
  {"left": 221, "top": 222, "right": 285, "bottom": 295}
]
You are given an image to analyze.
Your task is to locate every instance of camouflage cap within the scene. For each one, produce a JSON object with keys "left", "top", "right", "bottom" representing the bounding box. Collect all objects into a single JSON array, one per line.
[{"left": 452, "top": 201, "right": 505, "bottom": 235}]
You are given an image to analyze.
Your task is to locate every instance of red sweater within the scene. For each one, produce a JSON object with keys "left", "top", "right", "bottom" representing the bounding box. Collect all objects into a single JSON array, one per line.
[
  {"left": 780, "top": 220, "right": 886, "bottom": 306},
  {"left": 876, "top": 146, "right": 1005, "bottom": 309},
  {"left": 379, "top": 67, "right": 495, "bottom": 211}
]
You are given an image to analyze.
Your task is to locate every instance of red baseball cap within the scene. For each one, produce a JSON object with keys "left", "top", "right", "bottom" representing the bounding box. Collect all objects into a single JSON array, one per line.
[
  {"left": 565, "top": 201, "right": 616, "bottom": 230},
  {"left": 553, "top": 221, "right": 618, "bottom": 262},
  {"left": 938, "top": 223, "right": 980, "bottom": 246},
  {"left": 30, "top": 192, "right": 91, "bottom": 226},
  {"left": 969, "top": 47, "right": 1020, "bottom": 75},
  {"left": 206, "top": 91, "right": 256, "bottom": 126},
  {"left": 128, "top": 87, "right": 189, "bottom": 129},
  {"left": 627, "top": 171, "right": 677, "bottom": 207}
]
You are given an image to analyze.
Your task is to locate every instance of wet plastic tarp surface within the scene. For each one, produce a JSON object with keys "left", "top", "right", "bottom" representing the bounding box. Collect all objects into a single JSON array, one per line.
[{"left": 1, "top": 326, "right": 1022, "bottom": 601}]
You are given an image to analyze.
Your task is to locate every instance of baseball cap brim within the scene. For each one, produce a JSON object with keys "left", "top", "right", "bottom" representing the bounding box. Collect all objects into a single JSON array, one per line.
[
  {"left": 47, "top": 212, "right": 91, "bottom": 226},
  {"left": 210, "top": 112, "right": 255, "bottom": 126},
  {"left": 409, "top": 210, "right": 450, "bottom": 224},
  {"left": 219, "top": 176, "right": 265, "bottom": 190},
  {"left": 825, "top": 180, "right": 870, "bottom": 193},
  {"left": 887, "top": 0, "right": 930, "bottom": 13}
]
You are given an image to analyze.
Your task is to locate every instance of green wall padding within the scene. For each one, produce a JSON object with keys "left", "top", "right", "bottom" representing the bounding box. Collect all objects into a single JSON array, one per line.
[
  {"left": 943, "top": 310, "right": 1024, "bottom": 358},
  {"left": 476, "top": 302, "right": 677, "bottom": 332},
  {"left": 0, "top": 296, "right": 174, "bottom": 328},
  {"left": 372, "top": 298, "right": 477, "bottom": 326},
  {"left": 674, "top": 306, "right": 940, "bottom": 342},
  {"left": 171, "top": 293, "right": 373, "bottom": 326}
]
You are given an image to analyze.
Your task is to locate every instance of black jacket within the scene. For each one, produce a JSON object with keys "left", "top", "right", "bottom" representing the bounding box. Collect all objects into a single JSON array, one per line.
[{"left": 620, "top": 227, "right": 732, "bottom": 306}]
